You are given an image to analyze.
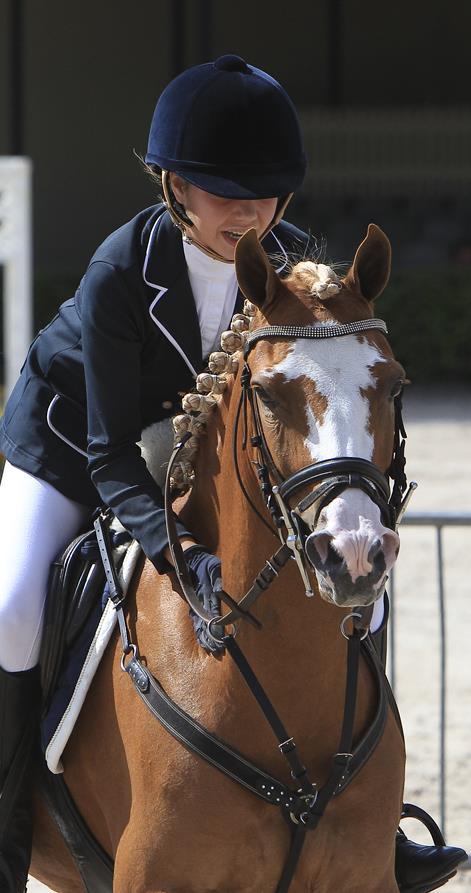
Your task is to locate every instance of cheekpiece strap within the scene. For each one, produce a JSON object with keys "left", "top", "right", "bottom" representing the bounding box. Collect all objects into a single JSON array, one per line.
[{"left": 388, "top": 390, "right": 408, "bottom": 521}]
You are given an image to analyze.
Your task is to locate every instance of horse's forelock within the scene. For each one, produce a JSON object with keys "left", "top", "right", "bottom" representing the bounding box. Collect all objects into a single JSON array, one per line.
[
  {"left": 269, "top": 236, "right": 348, "bottom": 309},
  {"left": 287, "top": 261, "right": 341, "bottom": 300}
]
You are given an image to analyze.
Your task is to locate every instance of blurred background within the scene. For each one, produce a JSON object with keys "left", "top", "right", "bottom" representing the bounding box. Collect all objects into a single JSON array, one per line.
[
  {"left": 1, "top": 0, "right": 470, "bottom": 385},
  {"left": 1, "top": 2, "right": 470, "bottom": 890}
]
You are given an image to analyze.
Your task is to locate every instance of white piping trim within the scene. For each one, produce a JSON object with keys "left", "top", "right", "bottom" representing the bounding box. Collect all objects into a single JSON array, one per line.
[
  {"left": 143, "top": 213, "right": 198, "bottom": 379},
  {"left": 270, "top": 232, "right": 289, "bottom": 274},
  {"left": 142, "top": 214, "right": 163, "bottom": 289},
  {"left": 47, "top": 395, "right": 88, "bottom": 458},
  {"left": 149, "top": 291, "right": 198, "bottom": 379}
]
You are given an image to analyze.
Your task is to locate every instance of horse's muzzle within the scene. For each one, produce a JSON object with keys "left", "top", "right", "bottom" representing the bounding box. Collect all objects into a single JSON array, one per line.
[{"left": 304, "top": 530, "right": 391, "bottom": 606}]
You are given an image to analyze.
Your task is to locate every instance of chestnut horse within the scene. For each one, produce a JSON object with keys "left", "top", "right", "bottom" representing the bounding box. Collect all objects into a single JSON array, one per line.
[{"left": 31, "top": 224, "right": 407, "bottom": 893}]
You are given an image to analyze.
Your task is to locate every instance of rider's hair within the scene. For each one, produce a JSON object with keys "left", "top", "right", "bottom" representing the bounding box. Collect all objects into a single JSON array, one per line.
[
  {"left": 145, "top": 162, "right": 163, "bottom": 189},
  {"left": 134, "top": 152, "right": 163, "bottom": 193}
]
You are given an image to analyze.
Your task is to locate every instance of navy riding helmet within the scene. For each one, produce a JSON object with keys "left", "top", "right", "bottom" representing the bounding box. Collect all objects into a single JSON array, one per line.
[{"left": 145, "top": 54, "right": 307, "bottom": 200}]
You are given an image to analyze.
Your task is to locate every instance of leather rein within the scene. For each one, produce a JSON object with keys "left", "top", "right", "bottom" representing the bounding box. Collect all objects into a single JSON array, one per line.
[{"left": 94, "top": 316, "right": 413, "bottom": 893}]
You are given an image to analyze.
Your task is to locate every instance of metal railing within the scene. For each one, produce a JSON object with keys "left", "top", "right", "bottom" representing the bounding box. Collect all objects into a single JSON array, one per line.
[{"left": 389, "top": 511, "right": 471, "bottom": 867}]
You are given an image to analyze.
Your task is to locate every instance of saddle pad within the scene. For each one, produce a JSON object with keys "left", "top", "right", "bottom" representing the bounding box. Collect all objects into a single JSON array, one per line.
[{"left": 43, "top": 540, "right": 142, "bottom": 774}]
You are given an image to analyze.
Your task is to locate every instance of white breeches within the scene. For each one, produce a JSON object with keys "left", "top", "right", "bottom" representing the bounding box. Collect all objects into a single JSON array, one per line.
[
  {"left": 0, "top": 432, "right": 385, "bottom": 673},
  {"left": 0, "top": 462, "right": 90, "bottom": 673}
]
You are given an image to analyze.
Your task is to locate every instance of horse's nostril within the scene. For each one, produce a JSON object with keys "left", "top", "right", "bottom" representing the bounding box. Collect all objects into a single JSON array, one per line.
[
  {"left": 367, "top": 539, "right": 382, "bottom": 563},
  {"left": 326, "top": 542, "right": 344, "bottom": 566},
  {"left": 305, "top": 531, "right": 332, "bottom": 569},
  {"left": 305, "top": 532, "right": 347, "bottom": 576}
]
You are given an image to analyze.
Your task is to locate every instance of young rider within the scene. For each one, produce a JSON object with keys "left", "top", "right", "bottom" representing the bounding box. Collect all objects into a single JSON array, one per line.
[{"left": 0, "top": 55, "right": 466, "bottom": 893}]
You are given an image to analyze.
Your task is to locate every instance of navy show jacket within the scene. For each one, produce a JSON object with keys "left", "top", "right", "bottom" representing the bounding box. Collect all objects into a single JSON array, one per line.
[{"left": 0, "top": 204, "right": 307, "bottom": 571}]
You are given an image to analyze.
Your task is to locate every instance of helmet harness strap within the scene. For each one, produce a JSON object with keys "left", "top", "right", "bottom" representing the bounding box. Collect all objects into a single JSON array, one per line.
[{"left": 162, "top": 170, "right": 292, "bottom": 264}]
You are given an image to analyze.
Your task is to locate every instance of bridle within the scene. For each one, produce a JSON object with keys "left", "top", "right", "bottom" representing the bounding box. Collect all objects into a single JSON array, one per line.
[
  {"left": 162, "top": 315, "right": 415, "bottom": 628},
  {"left": 233, "top": 317, "right": 411, "bottom": 597}
]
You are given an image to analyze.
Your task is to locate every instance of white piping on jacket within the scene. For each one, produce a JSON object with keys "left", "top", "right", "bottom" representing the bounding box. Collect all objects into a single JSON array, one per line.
[
  {"left": 143, "top": 214, "right": 289, "bottom": 377},
  {"left": 46, "top": 395, "right": 88, "bottom": 458},
  {"left": 143, "top": 214, "right": 198, "bottom": 380}
]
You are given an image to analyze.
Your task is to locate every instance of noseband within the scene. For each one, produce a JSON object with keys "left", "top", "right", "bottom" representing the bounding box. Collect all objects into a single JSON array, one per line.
[{"left": 235, "top": 318, "right": 410, "bottom": 595}]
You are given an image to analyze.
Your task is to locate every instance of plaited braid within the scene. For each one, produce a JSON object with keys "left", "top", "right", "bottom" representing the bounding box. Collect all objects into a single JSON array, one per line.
[{"left": 169, "top": 299, "right": 257, "bottom": 494}]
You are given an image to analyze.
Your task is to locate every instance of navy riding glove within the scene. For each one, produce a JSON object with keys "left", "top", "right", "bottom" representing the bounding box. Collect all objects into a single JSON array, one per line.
[{"left": 183, "top": 545, "right": 224, "bottom": 654}]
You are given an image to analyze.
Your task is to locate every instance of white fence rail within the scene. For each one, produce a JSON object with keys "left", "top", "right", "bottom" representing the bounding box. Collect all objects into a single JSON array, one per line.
[
  {"left": 0, "top": 157, "right": 33, "bottom": 397},
  {"left": 389, "top": 511, "right": 471, "bottom": 870}
]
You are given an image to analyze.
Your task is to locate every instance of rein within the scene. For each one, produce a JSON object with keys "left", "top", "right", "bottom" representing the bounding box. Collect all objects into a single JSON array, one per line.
[
  {"left": 95, "top": 316, "right": 413, "bottom": 893},
  {"left": 95, "top": 505, "right": 390, "bottom": 893}
]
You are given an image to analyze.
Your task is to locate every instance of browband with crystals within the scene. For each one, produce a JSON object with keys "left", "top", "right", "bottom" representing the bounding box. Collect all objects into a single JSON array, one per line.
[{"left": 244, "top": 318, "right": 388, "bottom": 354}]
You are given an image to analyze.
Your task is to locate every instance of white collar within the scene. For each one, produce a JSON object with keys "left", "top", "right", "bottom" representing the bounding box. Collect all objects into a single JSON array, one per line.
[{"left": 183, "top": 238, "right": 236, "bottom": 282}]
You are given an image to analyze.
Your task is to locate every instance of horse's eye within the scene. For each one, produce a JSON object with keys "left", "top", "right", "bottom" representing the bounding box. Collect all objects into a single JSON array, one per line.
[
  {"left": 254, "top": 386, "right": 278, "bottom": 409},
  {"left": 390, "top": 379, "right": 404, "bottom": 399}
]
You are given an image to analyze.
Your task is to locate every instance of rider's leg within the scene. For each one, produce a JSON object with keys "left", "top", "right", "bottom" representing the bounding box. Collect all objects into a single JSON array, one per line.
[
  {"left": 0, "top": 462, "right": 89, "bottom": 892},
  {"left": 370, "top": 597, "right": 468, "bottom": 893}
]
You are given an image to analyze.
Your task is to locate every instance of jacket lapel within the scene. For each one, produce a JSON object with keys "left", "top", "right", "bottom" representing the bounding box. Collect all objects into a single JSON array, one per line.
[
  {"left": 141, "top": 211, "right": 290, "bottom": 377},
  {"left": 143, "top": 212, "right": 203, "bottom": 377}
]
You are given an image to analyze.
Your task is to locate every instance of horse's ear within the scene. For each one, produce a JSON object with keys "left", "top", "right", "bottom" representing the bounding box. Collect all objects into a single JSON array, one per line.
[
  {"left": 344, "top": 223, "right": 391, "bottom": 302},
  {"left": 235, "top": 228, "right": 278, "bottom": 308}
]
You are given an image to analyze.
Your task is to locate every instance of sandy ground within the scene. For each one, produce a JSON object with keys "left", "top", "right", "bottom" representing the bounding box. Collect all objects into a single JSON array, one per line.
[
  {"left": 385, "top": 385, "right": 471, "bottom": 891},
  {"left": 28, "top": 384, "right": 471, "bottom": 892}
]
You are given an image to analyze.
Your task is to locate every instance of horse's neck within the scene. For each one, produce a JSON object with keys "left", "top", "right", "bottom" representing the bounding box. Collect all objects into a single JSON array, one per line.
[
  {"left": 184, "top": 383, "right": 343, "bottom": 655},
  {"left": 184, "top": 380, "right": 277, "bottom": 572},
  {"left": 180, "top": 387, "right": 373, "bottom": 766}
]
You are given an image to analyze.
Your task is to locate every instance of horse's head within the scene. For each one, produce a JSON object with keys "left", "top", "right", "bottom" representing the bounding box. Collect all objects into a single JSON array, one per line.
[{"left": 235, "top": 225, "right": 406, "bottom": 608}]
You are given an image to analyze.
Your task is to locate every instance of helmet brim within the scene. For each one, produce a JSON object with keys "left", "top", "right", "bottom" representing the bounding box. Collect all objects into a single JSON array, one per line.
[{"left": 147, "top": 158, "right": 306, "bottom": 200}]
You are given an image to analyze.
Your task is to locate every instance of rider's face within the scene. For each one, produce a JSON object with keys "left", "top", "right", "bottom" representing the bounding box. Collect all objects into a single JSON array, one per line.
[{"left": 170, "top": 174, "right": 278, "bottom": 260}]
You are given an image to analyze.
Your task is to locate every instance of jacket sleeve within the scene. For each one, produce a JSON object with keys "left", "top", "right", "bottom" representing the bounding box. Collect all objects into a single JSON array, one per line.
[{"left": 80, "top": 260, "right": 191, "bottom": 571}]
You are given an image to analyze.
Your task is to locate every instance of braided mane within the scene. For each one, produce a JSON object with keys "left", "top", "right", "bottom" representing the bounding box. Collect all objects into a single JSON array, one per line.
[
  {"left": 168, "top": 256, "right": 340, "bottom": 495},
  {"left": 168, "top": 300, "right": 254, "bottom": 494}
]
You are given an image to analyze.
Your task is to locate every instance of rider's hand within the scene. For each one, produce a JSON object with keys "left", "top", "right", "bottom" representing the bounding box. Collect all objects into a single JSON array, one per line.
[{"left": 183, "top": 544, "right": 224, "bottom": 654}]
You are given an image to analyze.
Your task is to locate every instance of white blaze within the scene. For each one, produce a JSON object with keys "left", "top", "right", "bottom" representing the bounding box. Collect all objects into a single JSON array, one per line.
[
  {"left": 264, "top": 334, "right": 399, "bottom": 603},
  {"left": 267, "top": 334, "right": 384, "bottom": 462}
]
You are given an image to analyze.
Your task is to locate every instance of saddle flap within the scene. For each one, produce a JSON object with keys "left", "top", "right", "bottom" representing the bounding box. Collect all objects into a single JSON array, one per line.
[{"left": 40, "top": 528, "right": 106, "bottom": 714}]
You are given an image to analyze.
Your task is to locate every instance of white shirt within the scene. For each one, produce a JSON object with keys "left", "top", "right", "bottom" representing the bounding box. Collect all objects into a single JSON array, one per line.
[{"left": 183, "top": 240, "right": 238, "bottom": 359}]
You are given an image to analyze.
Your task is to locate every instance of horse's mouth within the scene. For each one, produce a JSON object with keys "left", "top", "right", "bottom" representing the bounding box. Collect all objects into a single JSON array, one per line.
[{"left": 314, "top": 568, "right": 388, "bottom": 608}]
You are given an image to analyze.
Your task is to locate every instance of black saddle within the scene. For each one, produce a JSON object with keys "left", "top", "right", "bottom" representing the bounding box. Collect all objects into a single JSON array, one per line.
[
  {"left": 37, "top": 521, "right": 133, "bottom": 893},
  {"left": 40, "top": 526, "right": 104, "bottom": 714},
  {"left": 39, "top": 523, "right": 132, "bottom": 714}
]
